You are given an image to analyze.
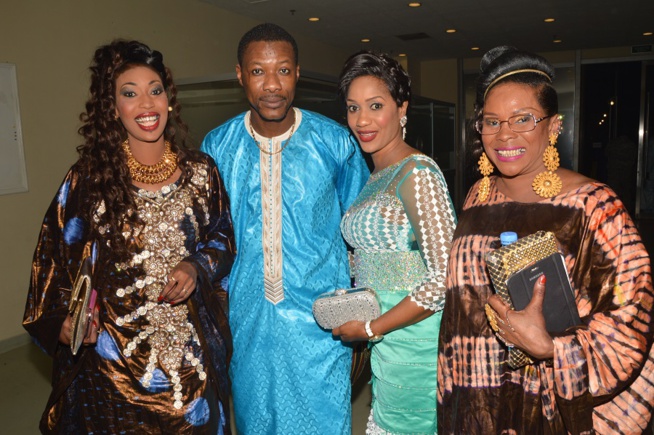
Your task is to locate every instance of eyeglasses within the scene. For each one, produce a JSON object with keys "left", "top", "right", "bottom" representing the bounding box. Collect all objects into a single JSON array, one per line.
[{"left": 476, "top": 113, "right": 552, "bottom": 135}]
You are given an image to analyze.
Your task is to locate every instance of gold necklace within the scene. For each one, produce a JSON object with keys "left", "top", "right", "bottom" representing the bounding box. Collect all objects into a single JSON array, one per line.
[
  {"left": 122, "top": 139, "right": 178, "bottom": 184},
  {"left": 249, "top": 120, "right": 296, "bottom": 155}
]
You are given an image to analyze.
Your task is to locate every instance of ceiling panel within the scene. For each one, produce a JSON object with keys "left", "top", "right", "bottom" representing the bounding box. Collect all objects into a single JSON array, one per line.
[{"left": 201, "top": 0, "right": 654, "bottom": 61}]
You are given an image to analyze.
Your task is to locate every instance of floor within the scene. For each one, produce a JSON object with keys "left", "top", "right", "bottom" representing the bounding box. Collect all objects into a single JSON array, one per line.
[
  {"left": 0, "top": 344, "right": 52, "bottom": 434},
  {"left": 0, "top": 343, "right": 371, "bottom": 434}
]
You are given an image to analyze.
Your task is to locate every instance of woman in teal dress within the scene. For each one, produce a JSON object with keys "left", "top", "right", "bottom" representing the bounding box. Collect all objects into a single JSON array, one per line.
[{"left": 333, "top": 51, "right": 457, "bottom": 434}]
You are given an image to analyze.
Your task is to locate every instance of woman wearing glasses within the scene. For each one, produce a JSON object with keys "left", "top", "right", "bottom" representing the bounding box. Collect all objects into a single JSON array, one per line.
[{"left": 437, "top": 46, "right": 654, "bottom": 433}]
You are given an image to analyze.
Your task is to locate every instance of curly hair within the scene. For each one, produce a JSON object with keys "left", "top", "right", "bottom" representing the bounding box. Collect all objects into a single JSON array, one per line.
[
  {"left": 237, "top": 23, "right": 298, "bottom": 66},
  {"left": 337, "top": 50, "right": 411, "bottom": 108},
  {"left": 75, "top": 39, "right": 198, "bottom": 261},
  {"left": 467, "top": 46, "right": 559, "bottom": 170}
]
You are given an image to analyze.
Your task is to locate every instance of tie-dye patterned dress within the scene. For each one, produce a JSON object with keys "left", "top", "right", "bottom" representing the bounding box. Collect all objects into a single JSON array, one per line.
[
  {"left": 23, "top": 154, "right": 235, "bottom": 434},
  {"left": 437, "top": 177, "right": 654, "bottom": 434},
  {"left": 341, "top": 154, "right": 457, "bottom": 434}
]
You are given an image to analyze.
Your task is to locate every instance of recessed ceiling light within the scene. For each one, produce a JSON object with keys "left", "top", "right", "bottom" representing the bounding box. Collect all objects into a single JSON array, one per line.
[
  {"left": 308, "top": 17, "right": 320, "bottom": 22},
  {"left": 471, "top": 47, "right": 480, "bottom": 51},
  {"left": 408, "top": 2, "right": 421, "bottom": 7},
  {"left": 445, "top": 29, "right": 456, "bottom": 34},
  {"left": 361, "top": 38, "right": 371, "bottom": 43},
  {"left": 553, "top": 38, "right": 562, "bottom": 43},
  {"left": 544, "top": 18, "right": 555, "bottom": 23},
  {"left": 398, "top": 53, "right": 407, "bottom": 57},
  {"left": 644, "top": 31, "right": 653, "bottom": 36}
]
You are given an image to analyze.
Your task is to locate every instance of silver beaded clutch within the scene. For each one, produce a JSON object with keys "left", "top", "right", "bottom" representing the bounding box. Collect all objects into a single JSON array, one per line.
[{"left": 312, "top": 287, "right": 381, "bottom": 330}]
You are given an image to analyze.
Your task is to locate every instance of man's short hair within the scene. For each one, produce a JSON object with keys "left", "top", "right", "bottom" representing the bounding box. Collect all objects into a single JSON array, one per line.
[{"left": 237, "top": 23, "right": 299, "bottom": 65}]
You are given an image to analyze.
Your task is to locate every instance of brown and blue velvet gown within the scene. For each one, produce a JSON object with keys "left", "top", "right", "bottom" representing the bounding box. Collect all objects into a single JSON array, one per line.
[{"left": 24, "top": 154, "right": 234, "bottom": 434}]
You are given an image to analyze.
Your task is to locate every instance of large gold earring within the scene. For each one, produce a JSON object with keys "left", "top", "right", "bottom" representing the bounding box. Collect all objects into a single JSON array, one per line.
[
  {"left": 477, "top": 152, "right": 494, "bottom": 202},
  {"left": 532, "top": 133, "right": 562, "bottom": 198}
]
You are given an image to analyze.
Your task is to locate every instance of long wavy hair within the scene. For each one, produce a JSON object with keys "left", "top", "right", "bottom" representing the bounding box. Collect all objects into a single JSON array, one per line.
[
  {"left": 467, "top": 46, "right": 558, "bottom": 174},
  {"left": 76, "top": 39, "right": 198, "bottom": 261}
]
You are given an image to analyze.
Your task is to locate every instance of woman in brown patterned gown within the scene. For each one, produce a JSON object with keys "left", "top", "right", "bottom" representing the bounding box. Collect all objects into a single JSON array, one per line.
[
  {"left": 437, "top": 46, "right": 654, "bottom": 434},
  {"left": 23, "top": 40, "right": 234, "bottom": 434}
]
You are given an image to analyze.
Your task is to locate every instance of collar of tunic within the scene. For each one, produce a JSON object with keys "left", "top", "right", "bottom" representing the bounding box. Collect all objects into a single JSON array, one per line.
[{"left": 243, "top": 108, "right": 303, "bottom": 304}]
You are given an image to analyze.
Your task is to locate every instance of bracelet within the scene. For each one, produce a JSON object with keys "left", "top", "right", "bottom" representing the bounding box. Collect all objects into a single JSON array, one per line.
[{"left": 364, "top": 320, "right": 384, "bottom": 343}]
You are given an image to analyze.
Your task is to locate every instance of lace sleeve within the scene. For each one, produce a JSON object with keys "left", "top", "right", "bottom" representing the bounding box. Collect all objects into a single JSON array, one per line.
[{"left": 396, "top": 160, "right": 456, "bottom": 311}]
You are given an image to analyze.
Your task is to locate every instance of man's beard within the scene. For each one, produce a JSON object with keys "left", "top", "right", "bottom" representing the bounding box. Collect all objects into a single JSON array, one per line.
[{"left": 249, "top": 100, "right": 294, "bottom": 123}]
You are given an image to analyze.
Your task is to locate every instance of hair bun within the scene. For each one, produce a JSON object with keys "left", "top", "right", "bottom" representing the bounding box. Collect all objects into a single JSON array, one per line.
[{"left": 480, "top": 46, "right": 517, "bottom": 73}]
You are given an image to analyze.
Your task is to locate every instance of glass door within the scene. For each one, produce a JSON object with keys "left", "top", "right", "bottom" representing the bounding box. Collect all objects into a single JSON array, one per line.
[
  {"left": 637, "top": 61, "right": 654, "bottom": 218},
  {"left": 579, "top": 61, "right": 641, "bottom": 216},
  {"left": 407, "top": 100, "right": 458, "bottom": 207}
]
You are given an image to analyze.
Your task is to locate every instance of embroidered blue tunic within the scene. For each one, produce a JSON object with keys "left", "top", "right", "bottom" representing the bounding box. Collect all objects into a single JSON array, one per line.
[{"left": 202, "top": 109, "right": 369, "bottom": 434}]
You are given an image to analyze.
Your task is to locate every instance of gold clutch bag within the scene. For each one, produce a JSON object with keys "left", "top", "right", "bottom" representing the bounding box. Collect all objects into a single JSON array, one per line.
[
  {"left": 68, "top": 243, "right": 97, "bottom": 355},
  {"left": 485, "top": 230, "right": 558, "bottom": 368}
]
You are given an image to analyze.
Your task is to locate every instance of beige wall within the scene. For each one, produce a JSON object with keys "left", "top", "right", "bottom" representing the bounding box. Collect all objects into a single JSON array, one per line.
[
  {"left": 419, "top": 58, "right": 459, "bottom": 104},
  {"left": 0, "top": 0, "right": 350, "bottom": 348}
]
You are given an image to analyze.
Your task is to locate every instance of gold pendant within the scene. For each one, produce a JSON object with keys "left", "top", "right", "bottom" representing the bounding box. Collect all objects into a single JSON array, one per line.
[{"left": 532, "top": 171, "right": 562, "bottom": 198}]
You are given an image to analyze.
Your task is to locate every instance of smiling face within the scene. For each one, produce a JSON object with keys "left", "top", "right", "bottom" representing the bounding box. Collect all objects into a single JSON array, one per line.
[
  {"left": 346, "top": 75, "right": 408, "bottom": 157},
  {"left": 236, "top": 40, "right": 299, "bottom": 134},
  {"left": 115, "top": 65, "right": 168, "bottom": 147},
  {"left": 481, "top": 82, "right": 560, "bottom": 181}
]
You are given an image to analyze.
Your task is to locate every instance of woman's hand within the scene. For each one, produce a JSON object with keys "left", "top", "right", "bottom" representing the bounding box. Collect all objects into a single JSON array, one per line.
[
  {"left": 332, "top": 296, "right": 434, "bottom": 343},
  {"left": 58, "top": 305, "right": 101, "bottom": 346},
  {"left": 487, "top": 274, "right": 555, "bottom": 360},
  {"left": 159, "top": 261, "right": 198, "bottom": 305},
  {"left": 332, "top": 320, "right": 368, "bottom": 342}
]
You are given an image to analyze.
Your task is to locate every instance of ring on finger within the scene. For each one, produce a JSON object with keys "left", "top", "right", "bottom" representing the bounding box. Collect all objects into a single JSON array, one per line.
[
  {"left": 484, "top": 304, "right": 500, "bottom": 332},
  {"left": 496, "top": 333, "right": 513, "bottom": 349},
  {"left": 504, "top": 308, "right": 516, "bottom": 332},
  {"left": 503, "top": 336, "right": 515, "bottom": 350}
]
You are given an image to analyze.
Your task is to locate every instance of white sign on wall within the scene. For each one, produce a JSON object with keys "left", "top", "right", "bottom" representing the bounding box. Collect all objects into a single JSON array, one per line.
[{"left": 0, "top": 63, "right": 28, "bottom": 195}]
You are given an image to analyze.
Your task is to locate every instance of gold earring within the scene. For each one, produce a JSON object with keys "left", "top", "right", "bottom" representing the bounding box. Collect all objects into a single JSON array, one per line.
[
  {"left": 168, "top": 106, "right": 173, "bottom": 112},
  {"left": 477, "top": 152, "right": 494, "bottom": 202},
  {"left": 532, "top": 133, "right": 562, "bottom": 198}
]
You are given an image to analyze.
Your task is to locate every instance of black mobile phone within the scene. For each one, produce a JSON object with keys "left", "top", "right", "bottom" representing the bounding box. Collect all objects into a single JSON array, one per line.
[{"left": 506, "top": 253, "right": 581, "bottom": 333}]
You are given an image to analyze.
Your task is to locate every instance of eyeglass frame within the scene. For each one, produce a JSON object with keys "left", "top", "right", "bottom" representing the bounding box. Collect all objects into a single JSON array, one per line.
[{"left": 475, "top": 113, "right": 553, "bottom": 135}]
